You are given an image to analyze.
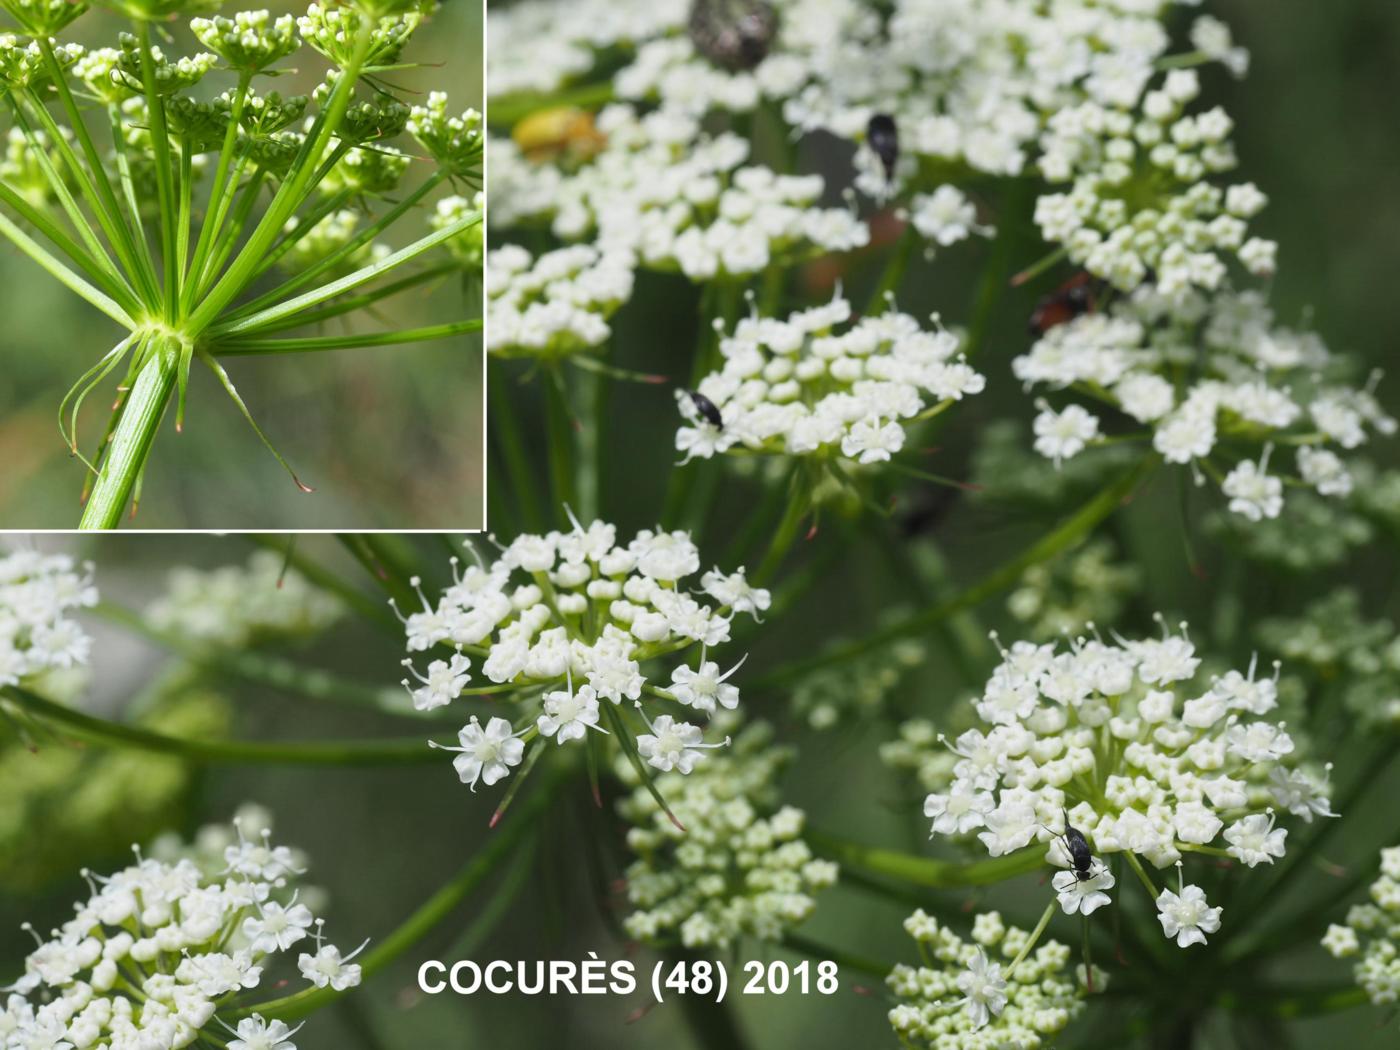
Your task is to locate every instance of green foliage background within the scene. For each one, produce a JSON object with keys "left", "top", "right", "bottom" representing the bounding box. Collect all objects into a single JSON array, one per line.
[{"left": 0, "top": 0, "right": 484, "bottom": 529}]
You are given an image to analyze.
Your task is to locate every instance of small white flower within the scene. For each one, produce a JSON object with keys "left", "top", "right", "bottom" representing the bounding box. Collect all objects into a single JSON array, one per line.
[
  {"left": 954, "top": 949, "right": 1007, "bottom": 1029},
  {"left": 1033, "top": 402, "right": 1099, "bottom": 466},
  {"left": 1052, "top": 867, "right": 1116, "bottom": 916},
  {"left": 699, "top": 568, "right": 770, "bottom": 615},
  {"left": 924, "top": 781, "right": 995, "bottom": 836},
  {"left": 537, "top": 679, "right": 606, "bottom": 744},
  {"left": 242, "top": 900, "right": 314, "bottom": 954},
  {"left": 669, "top": 652, "right": 746, "bottom": 714},
  {"left": 841, "top": 416, "right": 906, "bottom": 464},
  {"left": 1297, "top": 446, "right": 1353, "bottom": 497},
  {"left": 228, "top": 1015, "right": 305, "bottom": 1050},
  {"left": 1223, "top": 811, "right": 1288, "bottom": 867},
  {"left": 1321, "top": 923, "right": 1360, "bottom": 958},
  {"left": 402, "top": 652, "right": 471, "bottom": 711},
  {"left": 634, "top": 707, "right": 728, "bottom": 774},
  {"left": 1268, "top": 766, "right": 1336, "bottom": 823},
  {"left": 1222, "top": 447, "right": 1283, "bottom": 521},
  {"left": 298, "top": 940, "right": 369, "bottom": 991},
  {"left": 1225, "top": 720, "right": 1294, "bottom": 763},
  {"left": 1155, "top": 870, "right": 1222, "bottom": 947},
  {"left": 430, "top": 716, "right": 527, "bottom": 790},
  {"left": 908, "top": 185, "right": 985, "bottom": 247}
]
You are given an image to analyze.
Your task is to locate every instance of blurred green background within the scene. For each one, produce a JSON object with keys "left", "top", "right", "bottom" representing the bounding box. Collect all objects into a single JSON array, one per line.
[{"left": 0, "top": 0, "right": 483, "bottom": 529}]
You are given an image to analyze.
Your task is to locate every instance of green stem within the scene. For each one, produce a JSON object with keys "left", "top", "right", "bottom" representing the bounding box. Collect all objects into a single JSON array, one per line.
[
  {"left": 89, "top": 602, "right": 436, "bottom": 720},
  {"left": 255, "top": 262, "right": 460, "bottom": 333},
  {"left": 1216, "top": 984, "right": 1368, "bottom": 1018},
  {"left": 183, "top": 71, "right": 253, "bottom": 314},
  {"left": 961, "top": 178, "right": 1033, "bottom": 363},
  {"left": 865, "top": 224, "right": 920, "bottom": 315},
  {"left": 197, "top": 166, "right": 266, "bottom": 299},
  {"left": 1123, "top": 851, "right": 1160, "bottom": 899},
  {"left": 211, "top": 320, "right": 481, "bottom": 356},
  {"left": 189, "top": 29, "right": 372, "bottom": 330},
  {"left": 8, "top": 95, "right": 128, "bottom": 297},
  {"left": 1, "top": 684, "right": 450, "bottom": 765},
  {"left": 781, "top": 933, "right": 891, "bottom": 981},
  {"left": 135, "top": 21, "right": 179, "bottom": 321},
  {"left": 543, "top": 363, "right": 577, "bottom": 519},
  {"left": 0, "top": 179, "right": 138, "bottom": 312},
  {"left": 233, "top": 764, "right": 568, "bottom": 1022},
  {"left": 1006, "top": 900, "right": 1057, "bottom": 976},
  {"left": 752, "top": 469, "right": 808, "bottom": 584},
  {"left": 206, "top": 213, "right": 479, "bottom": 338},
  {"left": 753, "top": 455, "right": 1158, "bottom": 689},
  {"left": 809, "top": 830, "right": 1046, "bottom": 887},
  {"left": 488, "top": 365, "right": 546, "bottom": 532},
  {"left": 80, "top": 337, "right": 178, "bottom": 529},
  {"left": 34, "top": 40, "right": 160, "bottom": 307},
  {"left": 225, "top": 170, "right": 450, "bottom": 324}
]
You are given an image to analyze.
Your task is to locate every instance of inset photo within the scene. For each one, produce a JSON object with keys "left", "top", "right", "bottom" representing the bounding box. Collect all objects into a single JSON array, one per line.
[{"left": 0, "top": 0, "right": 483, "bottom": 530}]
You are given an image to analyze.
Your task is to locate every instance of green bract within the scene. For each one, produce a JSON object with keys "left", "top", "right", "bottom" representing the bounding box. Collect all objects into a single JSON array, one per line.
[{"left": 0, "top": 0, "right": 482, "bottom": 528}]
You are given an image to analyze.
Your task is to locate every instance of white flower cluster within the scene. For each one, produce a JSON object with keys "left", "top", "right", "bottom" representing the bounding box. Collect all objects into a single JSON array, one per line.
[
  {"left": 887, "top": 909, "right": 1085, "bottom": 1048},
  {"left": 145, "top": 550, "right": 342, "bottom": 649},
  {"left": 676, "top": 293, "right": 983, "bottom": 464},
  {"left": 486, "top": 0, "right": 1282, "bottom": 293},
  {"left": 492, "top": 105, "right": 868, "bottom": 282},
  {"left": 1322, "top": 844, "right": 1400, "bottom": 1005},
  {"left": 1, "top": 813, "right": 364, "bottom": 1050},
  {"left": 618, "top": 721, "right": 837, "bottom": 949},
  {"left": 1034, "top": 69, "right": 1274, "bottom": 294},
  {"left": 903, "top": 185, "right": 989, "bottom": 250},
  {"left": 0, "top": 549, "right": 95, "bottom": 689},
  {"left": 485, "top": 243, "right": 635, "bottom": 359},
  {"left": 1017, "top": 287, "right": 1395, "bottom": 518},
  {"left": 784, "top": 0, "right": 1220, "bottom": 191},
  {"left": 399, "top": 520, "right": 770, "bottom": 790},
  {"left": 922, "top": 622, "right": 1337, "bottom": 942},
  {"left": 486, "top": 0, "right": 688, "bottom": 98}
]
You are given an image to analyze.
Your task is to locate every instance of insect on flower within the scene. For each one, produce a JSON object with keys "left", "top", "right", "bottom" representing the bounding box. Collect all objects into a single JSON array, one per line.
[
  {"left": 1058, "top": 811, "right": 1102, "bottom": 882},
  {"left": 511, "top": 105, "right": 607, "bottom": 165},
  {"left": 684, "top": 389, "right": 724, "bottom": 429},
  {"left": 1028, "top": 272, "right": 1102, "bottom": 337},
  {"left": 687, "top": 0, "right": 779, "bottom": 72},
  {"left": 867, "top": 113, "right": 899, "bottom": 185}
]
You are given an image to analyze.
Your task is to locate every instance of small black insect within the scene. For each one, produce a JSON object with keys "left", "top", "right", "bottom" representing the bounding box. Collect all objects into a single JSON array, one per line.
[
  {"left": 685, "top": 390, "right": 724, "bottom": 428},
  {"left": 688, "top": 0, "right": 779, "bottom": 72},
  {"left": 1058, "top": 811, "right": 1101, "bottom": 882},
  {"left": 867, "top": 113, "right": 899, "bottom": 184}
]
